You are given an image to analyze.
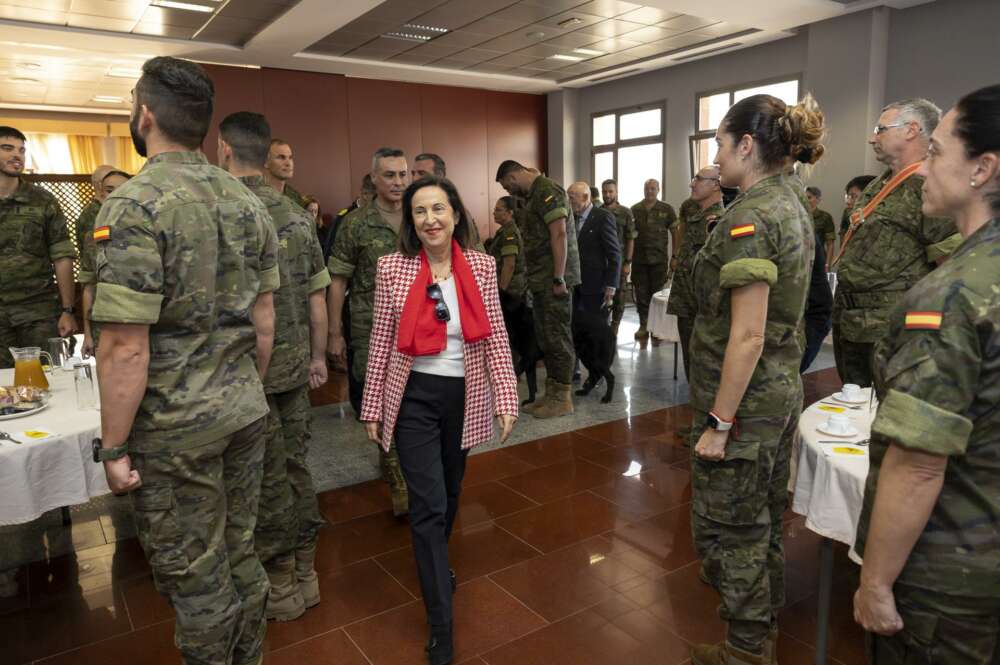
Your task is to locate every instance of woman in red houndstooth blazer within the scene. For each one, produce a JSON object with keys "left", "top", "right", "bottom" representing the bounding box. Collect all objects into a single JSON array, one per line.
[{"left": 361, "top": 175, "right": 518, "bottom": 665}]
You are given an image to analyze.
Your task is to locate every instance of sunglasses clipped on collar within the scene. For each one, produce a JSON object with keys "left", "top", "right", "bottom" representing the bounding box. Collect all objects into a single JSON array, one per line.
[{"left": 427, "top": 283, "right": 451, "bottom": 322}]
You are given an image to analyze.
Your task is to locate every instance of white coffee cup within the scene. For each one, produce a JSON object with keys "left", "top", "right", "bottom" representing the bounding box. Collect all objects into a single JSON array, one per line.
[
  {"left": 842, "top": 383, "right": 862, "bottom": 401},
  {"left": 825, "top": 413, "right": 851, "bottom": 435}
]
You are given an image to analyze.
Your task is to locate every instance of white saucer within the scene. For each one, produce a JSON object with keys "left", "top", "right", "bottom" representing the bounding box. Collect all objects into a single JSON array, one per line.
[
  {"left": 831, "top": 391, "right": 867, "bottom": 405},
  {"left": 816, "top": 423, "right": 860, "bottom": 438}
]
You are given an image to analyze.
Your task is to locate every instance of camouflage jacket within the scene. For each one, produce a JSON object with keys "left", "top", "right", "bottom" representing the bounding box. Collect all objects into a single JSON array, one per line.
[
  {"left": 488, "top": 219, "right": 527, "bottom": 297},
  {"left": 241, "top": 176, "right": 330, "bottom": 394},
  {"left": 631, "top": 200, "right": 677, "bottom": 265},
  {"left": 327, "top": 201, "right": 399, "bottom": 347},
  {"left": 282, "top": 182, "right": 309, "bottom": 211},
  {"left": 834, "top": 169, "right": 960, "bottom": 343},
  {"left": 77, "top": 199, "right": 101, "bottom": 285},
  {"left": 689, "top": 174, "right": 813, "bottom": 417},
  {"left": 667, "top": 199, "right": 725, "bottom": 318},
  {"left": 812, "top": 208, "right": 836, "bottom": 244},
  {"left": 91, "top": 151, "right": 280, "bottom": 452},
  {"left": 855, "top": 217, "right": 1000, "bottom": 611},
  {"left": 0, "top": 179, "right": 75, "bottom": 306},
  {"left": 522, "top": 175, "right": 580, "bottom": 291},
  {"left": 602, "top": 201, "right": 637, "bottom": 264}
]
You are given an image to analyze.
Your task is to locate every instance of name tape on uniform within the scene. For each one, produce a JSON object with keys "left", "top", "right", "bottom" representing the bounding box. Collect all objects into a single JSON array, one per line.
[
  {"left": 904, "top": 311, "right": 942, "bottom": 330},
  {"left": 730, "top": 223, "right": 755, "bottom": 238}
]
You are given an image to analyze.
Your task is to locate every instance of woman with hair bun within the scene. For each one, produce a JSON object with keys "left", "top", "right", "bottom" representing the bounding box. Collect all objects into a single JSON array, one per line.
[{"left": 687, "top": 93, "right": 825, "bottom": 665}]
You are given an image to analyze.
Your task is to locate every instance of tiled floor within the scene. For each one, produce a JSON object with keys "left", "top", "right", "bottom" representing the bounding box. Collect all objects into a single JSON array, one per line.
[{"left": 0, "top": 366, "right": 864, "bottom": 665}]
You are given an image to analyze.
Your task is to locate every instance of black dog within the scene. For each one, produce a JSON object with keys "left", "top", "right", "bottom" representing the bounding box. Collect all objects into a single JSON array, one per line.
[
  {"left": 499, "top": 291, "right": 543, "bottom": 406},
  {"left": 572, "top": 306, "right": 615, "bottom": 403}
]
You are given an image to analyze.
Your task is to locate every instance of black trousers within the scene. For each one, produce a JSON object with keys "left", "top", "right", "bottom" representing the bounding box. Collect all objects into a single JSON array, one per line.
[
  {"left": 395, "top": 371, "right": 468, "bottom": 628},
  {"left": 800, "top": 313, "right": 832, "bottom": 374}
]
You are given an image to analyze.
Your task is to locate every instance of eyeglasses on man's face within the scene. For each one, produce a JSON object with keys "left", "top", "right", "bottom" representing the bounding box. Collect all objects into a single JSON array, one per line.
[
  {"left": 426, "top": 283, "right": 450, "bottom": 322},
  {"left": 872, "top": 121, "right": 915, "bottom": 135},
  {"left": 692, "top": 174, "right": 720, "bottom": 183}
]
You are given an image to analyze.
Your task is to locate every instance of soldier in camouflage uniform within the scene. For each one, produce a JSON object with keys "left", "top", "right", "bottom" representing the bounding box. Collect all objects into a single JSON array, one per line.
[
  {"left": 74, "top": 164, "right": 115, "bottom": 258},
  {"left": 265, "top": 138, "right": 309, "bottom": 210},
  {"left": 496, "top": 160, "right": 581, "bottom": 418},
  {"left": 328, "top": 147, "right": 411, "bottom": 515},
  {"left": 600, "top": 178, "right": 637, "bottom": 338},
  {"left": 832, "top": 99, "right": 961, "bottom": 387},
  {"left": 489, "top": 196, "right": 527, "bottom": 299},
  {"left": 0, "top": 126, "right": 78, "bottom": 366},
  {"left": 688, "top": 93, "right": 823, "bottom": 665},
  {"left": 805, "top": 186, "right": 836, "bottom": 268},
  {"left": 630, "top": 179, "right": 677, "bottom": 347},
  {"left": 79, "top": 170, "right": 130, "bottom": 358},
  {"left": 90, "top": 57, "right": 278, "bottom": 665},
  {"left": 219, "top": 112, "right": 331, "bottom": 622},
  {"left": 667, "top": 169, "right": 724, "bottom": 381},
  {"left": 853, "top": 89, "right": 1000, "bottom": 664}
]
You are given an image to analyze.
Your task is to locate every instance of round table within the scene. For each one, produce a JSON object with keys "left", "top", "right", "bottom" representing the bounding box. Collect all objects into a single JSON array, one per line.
[
  {"left": 646, "top": 287, "right": 682, "bottom": 379},
  {"left": 0, "top": 365, "right": 106, "bottom": 526},
  {"left": 792, "top": 387, "right": 877, "bottom": 664}
]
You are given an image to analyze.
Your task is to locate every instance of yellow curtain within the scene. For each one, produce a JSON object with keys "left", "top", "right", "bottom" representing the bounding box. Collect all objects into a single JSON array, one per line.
[
  {"left": 114, "top": 137, "right": 147, "bottom": 174},
  {"left": 67, "top": 135, "right": 103, "bottom": 174}
]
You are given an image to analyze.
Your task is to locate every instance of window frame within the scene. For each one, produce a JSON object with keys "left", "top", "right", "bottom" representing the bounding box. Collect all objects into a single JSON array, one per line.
[
  {"left": 690, "top": 74, "right": 803, "bottom": 177},
  {"left": 590, "top": 101, "right": 667, "bottom": 194}
]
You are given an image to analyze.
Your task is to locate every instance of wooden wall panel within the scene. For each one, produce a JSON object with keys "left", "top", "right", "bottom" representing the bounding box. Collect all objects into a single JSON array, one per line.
[
  {"left": 201, "top": 64, "right": 264, "bottom": 167},
  {"left": 486, "top": 90, "right": 547, "bottom": 222},
  {"left": 261, "top": 67, "right": 351, "bottom": 210},
  {"left": 418, "top": 85, "right": 489, "bottom": 238}
]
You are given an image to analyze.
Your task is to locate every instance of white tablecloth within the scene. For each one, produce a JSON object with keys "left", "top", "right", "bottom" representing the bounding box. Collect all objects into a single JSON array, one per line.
[
  {"left": 792, "top": 388, "right": 876, "bottom": 559},
  {"left": 648, "top": 287, "right": 680, "bottom": 342},
  {"left": 0, "top": 366, "right": 106, "bottom": 526}
]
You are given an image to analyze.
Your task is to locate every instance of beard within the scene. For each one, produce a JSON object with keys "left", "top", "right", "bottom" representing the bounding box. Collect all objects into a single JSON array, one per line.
[{"left": 129, "top": 113, "right": 148, "bottom": 158}]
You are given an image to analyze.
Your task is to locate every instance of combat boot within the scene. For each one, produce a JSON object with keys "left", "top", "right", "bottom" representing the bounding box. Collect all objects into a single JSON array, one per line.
[
  {"left": 265, "top": 553, "right": 305, "bottom": 622},
  {"left": 294, "top": 541, "right": 321, "bottom": 609},
  {"left": 691, "top": 642, "right": 767, "bottom": 665},
  {"left": 522, "top": 378, "right": 553, "bottom": 414},
  {"left": 651, "top": 335, "right": 662, "bottom": 347},
  {"left": 635, "top": 326, "right": 649, "bottom": 349},
  {"left": 532, "top": 381, "right": 574, "bottom": 419}
]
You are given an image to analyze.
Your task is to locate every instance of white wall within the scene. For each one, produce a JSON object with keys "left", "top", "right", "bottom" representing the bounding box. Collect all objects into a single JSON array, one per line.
[{"left": 555, "top": 0, "right": 998, "bottom": 223}]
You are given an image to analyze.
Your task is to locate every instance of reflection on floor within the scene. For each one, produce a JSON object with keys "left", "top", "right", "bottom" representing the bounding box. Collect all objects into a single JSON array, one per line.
[{"left": 0, "top": 312, "right": 858, "bottom": 665}]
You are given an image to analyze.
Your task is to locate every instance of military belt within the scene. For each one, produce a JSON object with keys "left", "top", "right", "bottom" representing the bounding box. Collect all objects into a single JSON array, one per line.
[{"left": 839, "top": 290, "right": 906, "bottom": 309}]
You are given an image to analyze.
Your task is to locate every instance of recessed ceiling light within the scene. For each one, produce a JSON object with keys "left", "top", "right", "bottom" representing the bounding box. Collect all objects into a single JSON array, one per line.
[
  {"left": 402, "top": 23, "right": 448, "bottom": 33},
  {"left": 526, "top": 31, "right": 546, "bottom": 39},
  {"left": 550, "top": 54, "right": 582, "bottom": 62},
  {"left": 92, "top": 95, "right": 125, "bottom": 103},
  {"left": 152, "top": 0, "right": 215, "bottom": 12},
  {"left": 10, "top": 77, "right": 40, "bottom": 84},
  {"left": 384, "top": 31, "right": 432, "bottom": 42},
  {"left": 108, "top": 67, "right": 143, "bottom": 78},
  {"left": 557, "top": 17, "right": 583, "bottom": 27},
  {"left": 572, "top": 48, "right": 604, "bottom": 56}
]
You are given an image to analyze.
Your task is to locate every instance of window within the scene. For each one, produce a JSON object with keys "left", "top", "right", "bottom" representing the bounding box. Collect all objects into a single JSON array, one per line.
[
  {"left": 591, "top": 104, "right": 665, "bottom": 208},
  {"left": 690, "top": 77, "right": 800, "bottom": 176}
]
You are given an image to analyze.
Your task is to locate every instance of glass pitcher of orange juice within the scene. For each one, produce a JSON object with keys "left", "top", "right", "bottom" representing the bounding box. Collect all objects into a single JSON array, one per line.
[{"left": 9, "top": 347, "right": 51, "bottom": 390}]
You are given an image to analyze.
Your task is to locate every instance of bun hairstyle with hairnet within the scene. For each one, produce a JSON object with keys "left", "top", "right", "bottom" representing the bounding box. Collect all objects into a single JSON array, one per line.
[{"left": 722, "top": 93, "right": 826, "bottom": 169}]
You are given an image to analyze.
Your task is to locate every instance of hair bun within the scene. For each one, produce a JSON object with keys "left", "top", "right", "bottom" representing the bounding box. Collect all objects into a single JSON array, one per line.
[{"left": 783, "top": 94, "right": 826, "bottom": 165}]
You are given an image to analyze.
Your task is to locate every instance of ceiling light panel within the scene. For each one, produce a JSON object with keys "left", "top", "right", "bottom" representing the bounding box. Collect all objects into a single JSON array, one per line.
[{"left": 151, "top": 1, "right": 216, "bottom": 13}]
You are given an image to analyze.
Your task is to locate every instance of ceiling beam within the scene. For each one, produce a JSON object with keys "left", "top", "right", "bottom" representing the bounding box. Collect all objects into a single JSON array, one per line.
[{"left": 245, "top": 0, "right": 384, "bottom": 55}]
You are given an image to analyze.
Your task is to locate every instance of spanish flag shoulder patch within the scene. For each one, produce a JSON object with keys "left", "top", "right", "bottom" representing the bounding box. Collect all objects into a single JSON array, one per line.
[
  {"left": 730, "top": 223, "right": 755, "bottom": 238},
  {"left": 93, "top": 226, "right": 111, "bottom": 242},
  {"left": 904, "top": 311, "right": 942, "bottom": 330}
]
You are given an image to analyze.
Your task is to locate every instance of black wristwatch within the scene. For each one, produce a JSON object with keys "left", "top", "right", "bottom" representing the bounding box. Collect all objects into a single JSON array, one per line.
[
  {"left": 704, "top": 412, "right": 734, "bottom": 432},
  {"left": 62, "top": 305, "right": 75, "bottom": 315},
  {"left": 92, "top": 438, "right": 129, "bottom": 462},
  {"left": 552, "top": 276, "right": 566, "bottom": 286}
]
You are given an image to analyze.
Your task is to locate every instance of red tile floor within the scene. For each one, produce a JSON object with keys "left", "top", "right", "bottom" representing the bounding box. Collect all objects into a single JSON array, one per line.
[{"left": 1, "top": 368, "right": 865, "bottom": 665}]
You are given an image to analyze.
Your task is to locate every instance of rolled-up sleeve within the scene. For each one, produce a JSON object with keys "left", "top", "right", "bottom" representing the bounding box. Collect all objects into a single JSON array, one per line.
[{"left": 91, "top": 199, "right": 163, "bottom": 325}]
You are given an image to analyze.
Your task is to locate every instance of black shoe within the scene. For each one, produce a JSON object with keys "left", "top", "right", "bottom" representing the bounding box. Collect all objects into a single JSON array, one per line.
[
  {"left": 572, "top": 371, "right": 581, "bottom": 383},
  {"left": 450, "top": 568, "right": 456, "bottom": 594},
  {"left": 426, "top": 624, "right": 454, "bottom": 665}
]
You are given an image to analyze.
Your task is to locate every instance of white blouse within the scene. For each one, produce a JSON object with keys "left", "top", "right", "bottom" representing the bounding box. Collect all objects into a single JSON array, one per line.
[{"left": 410, "top": 275, "right": 465, "bottom": 377}]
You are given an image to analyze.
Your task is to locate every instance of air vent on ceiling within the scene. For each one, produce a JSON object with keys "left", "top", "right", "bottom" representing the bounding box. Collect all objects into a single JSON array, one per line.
[
  {"left": 672, "top": 42, "right": 744, "bottom": 62},
  {"left": 587, "top": 68, "right": 640, "bottom": 83}
]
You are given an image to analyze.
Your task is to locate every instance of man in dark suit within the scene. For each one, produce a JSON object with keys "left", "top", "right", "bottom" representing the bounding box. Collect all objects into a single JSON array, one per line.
[{"left": 567, "top": 181, "right": 621, "bottom": 316}]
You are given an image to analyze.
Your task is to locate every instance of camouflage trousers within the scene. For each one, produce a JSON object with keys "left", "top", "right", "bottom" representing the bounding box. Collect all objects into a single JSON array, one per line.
[
  {"left": 255, "top": 384, "right": 325, "bottom": 567},
  {"left": 130, "top": 418, "right": 269, "bottom": 665},
  {"left": 690, "top": 407, "right": 799, "bottom": 654},
  {"left": 531, "top": 287, "right": 575, "bottom": 384},
  {"left": 866, "top": 585, "right": 1000, "bottom": 664},
  {"left": 611, "top": 268, "right": 629, "bottom": 326},
  {"left": 0, "top": 300, "right": 59, "bottom": 369},
  {"left": 631, "top": 262, "right": 668, "bottom": 328},
  {"left": 832, "top": 323, "right": 875, "bottom": 386},
  {"left": 353, "top": 345, "right": 406, "bottom": 493}
]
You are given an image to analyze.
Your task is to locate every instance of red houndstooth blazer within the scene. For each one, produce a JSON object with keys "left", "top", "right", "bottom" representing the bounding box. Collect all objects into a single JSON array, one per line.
[{"left": 360, "top": 249, "right": 519, "bottom": 451}]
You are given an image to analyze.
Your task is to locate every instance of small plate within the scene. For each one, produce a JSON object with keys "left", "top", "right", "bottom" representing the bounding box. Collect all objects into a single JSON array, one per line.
[
  {"left": 831, "top": 391, "right": 867, "bottom": 405},
  {"left": 0, "top": 403, "right": 49, "bottom": 421},
  {"left": 816, "top": 423, "right": 860, "bottom": 438}
]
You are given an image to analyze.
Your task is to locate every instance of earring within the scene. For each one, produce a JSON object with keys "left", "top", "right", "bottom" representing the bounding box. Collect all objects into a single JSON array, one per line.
[{"left": 971, "top": 180, "right": 978, "bottom": 188}]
